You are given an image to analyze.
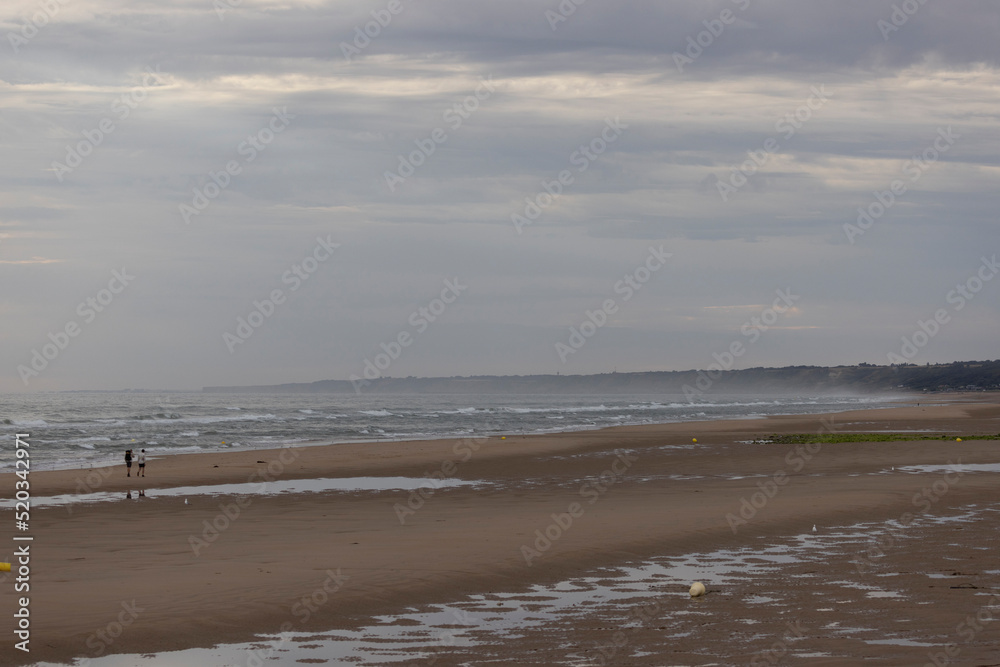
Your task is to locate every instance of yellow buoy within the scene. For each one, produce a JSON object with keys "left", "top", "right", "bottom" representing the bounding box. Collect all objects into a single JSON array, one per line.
[
  {"left": 689, "top": 581, "right": 706, "bottom": 597},
  {"left": 0, "top": 563, "right": 11, "bottom": 572},
  {"left": 692, "top": 438, "right": 697, "bottom": 443},
  {"left": 956, "top": 438, "right": 962, "bottom": 442}
]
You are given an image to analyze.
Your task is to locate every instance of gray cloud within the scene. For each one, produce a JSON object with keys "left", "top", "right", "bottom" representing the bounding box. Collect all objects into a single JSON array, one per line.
[{"left": 2, "top": 0, "right": 998, "bottom": 390}]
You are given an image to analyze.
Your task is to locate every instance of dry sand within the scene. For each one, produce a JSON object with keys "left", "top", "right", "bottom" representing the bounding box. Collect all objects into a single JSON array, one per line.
[{"left": 2, "top": 394, "right": 999, "bottom": 665}]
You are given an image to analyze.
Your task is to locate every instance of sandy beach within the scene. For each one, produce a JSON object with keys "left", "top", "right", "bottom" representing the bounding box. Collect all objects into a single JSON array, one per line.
[{"left": 3, "top": 394, "right": 1000, "bottom": 665}]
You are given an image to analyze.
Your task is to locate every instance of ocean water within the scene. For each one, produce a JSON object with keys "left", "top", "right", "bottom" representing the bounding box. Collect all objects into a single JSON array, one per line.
[{"left": 0, "top": 392, "right": 900, "bottom": 472}]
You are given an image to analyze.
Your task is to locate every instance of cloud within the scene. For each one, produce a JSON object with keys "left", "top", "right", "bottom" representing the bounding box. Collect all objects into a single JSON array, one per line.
[
  {"left": 0, "top": 256, "right": 63, "bottom": 264},
  {"left": 1, "top": 0, "right": 998, "bottom": 390}
]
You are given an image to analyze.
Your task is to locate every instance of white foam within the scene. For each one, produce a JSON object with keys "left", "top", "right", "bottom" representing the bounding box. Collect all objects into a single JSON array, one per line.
[{"left": 12, "top": 419, "right": 47, "bottom": 427}]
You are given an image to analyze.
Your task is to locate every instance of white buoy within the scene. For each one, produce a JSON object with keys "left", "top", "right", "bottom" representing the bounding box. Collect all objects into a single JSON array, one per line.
[{"left": 689, "top": 582, "right": 706, "bottom": 597}]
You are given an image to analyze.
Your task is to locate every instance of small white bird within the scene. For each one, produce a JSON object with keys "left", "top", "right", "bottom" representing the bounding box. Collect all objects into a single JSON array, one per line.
[
  {"left": 184, "top": 499, "right": 189, "bottom": 505},
  {"left": 812, "top": 524, "right": 817, "bottom": 532}
]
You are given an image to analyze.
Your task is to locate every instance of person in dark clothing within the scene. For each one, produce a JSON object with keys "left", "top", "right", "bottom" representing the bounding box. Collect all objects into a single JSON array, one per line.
[{"left": 125, "top": 449, "right": 133, "bottom": 477}]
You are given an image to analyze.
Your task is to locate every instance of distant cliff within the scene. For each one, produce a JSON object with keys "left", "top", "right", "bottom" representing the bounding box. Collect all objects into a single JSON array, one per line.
[{"left": 203, "top": 360, "right": 1000, "bottom": 394}]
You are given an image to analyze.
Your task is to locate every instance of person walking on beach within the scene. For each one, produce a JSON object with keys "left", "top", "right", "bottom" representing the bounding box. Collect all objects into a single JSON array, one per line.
[
  {"left": 125, "top": 448, "right": 132, "bottom": 477},
  {"left": 137, "top": 449, "right": 146, "bottom": 477}
]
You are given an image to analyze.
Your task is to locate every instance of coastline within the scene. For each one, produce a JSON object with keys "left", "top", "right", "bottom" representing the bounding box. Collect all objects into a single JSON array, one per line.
[
  {"left": 1, "top": 392, "right": 912, "bottom": 475},
  {"left": 3, "top": 393, "right": 999, "bottom": 665},
  {"left": 8, "top": 392, "right": 937, "bottom": 496}
]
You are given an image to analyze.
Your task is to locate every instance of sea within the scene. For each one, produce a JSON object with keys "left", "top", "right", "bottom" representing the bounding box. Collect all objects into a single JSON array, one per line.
[{"left": 0, "top": 392, "right": 906, "bottom": 472}]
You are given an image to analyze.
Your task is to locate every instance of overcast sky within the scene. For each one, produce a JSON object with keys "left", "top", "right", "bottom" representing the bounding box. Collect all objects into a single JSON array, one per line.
[{"left": 1, "top": 0, "right": 998, "bottom": 391}]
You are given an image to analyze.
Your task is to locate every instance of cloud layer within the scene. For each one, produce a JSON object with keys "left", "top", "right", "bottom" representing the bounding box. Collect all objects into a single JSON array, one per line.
[{"left": 2, "top": 0, "right": 998, "bottom": 390}]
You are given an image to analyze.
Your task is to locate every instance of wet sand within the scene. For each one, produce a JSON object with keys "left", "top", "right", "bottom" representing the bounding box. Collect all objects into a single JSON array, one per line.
[{"left": 2, "top": 394, "right": 999, "bottom": 665}]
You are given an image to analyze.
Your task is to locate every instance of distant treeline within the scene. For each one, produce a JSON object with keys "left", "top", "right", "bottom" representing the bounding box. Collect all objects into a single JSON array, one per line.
[{"left": 203, "top": 360, "right": 1000, "bottom": 395}]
